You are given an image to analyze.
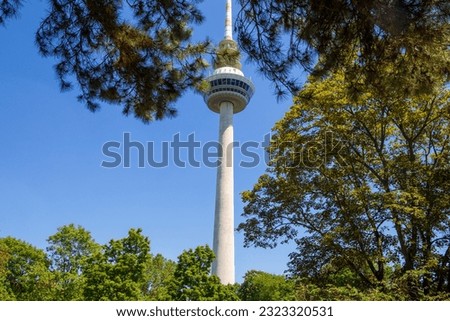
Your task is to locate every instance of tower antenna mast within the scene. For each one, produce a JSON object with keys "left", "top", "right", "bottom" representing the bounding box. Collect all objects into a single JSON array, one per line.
[{"left": 225, "top": 0, "right": 232, "bottom": 40}]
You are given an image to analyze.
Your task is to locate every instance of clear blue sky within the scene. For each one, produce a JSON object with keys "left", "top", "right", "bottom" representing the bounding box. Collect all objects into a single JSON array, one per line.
[{"left": 0, "top": 1, "right": 304, "bottom": 281}]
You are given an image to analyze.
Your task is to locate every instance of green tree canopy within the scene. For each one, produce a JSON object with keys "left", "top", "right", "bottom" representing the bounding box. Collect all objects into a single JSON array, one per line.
[
  {"left": 0, "top": 237, "right": 55, "bottom": 300},
  {"left": 0, "top": 241, "right": 12, "bottom": 300},
  {"left": 168, "top": 245, "right": 238, "bottom": 301},
  {"left": 83, "top": 228, "right": 152, "bottom": 300},
  {"left": 46, "top": 224, "right": 100, "bottom": 300},
  {"left": 1, "top": 227, "right": 242, "bottom": 301},
  {"left": 238, "top": 71, "right": 450, "bottom": 299},
  {"left": 143, "top": 253, "right": 176, "bottom": 300},
  {"left": 238, "top": 270, "right": 295, "bottom": 301}
]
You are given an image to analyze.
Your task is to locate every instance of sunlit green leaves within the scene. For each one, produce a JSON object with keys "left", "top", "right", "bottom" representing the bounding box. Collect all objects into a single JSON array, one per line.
[
  {"left": 46, "top": 224, "right": 100, "bottom": 300},
  {"left": 239, "top": 270, "right": 295, "bottom": 301},
  {"left": 0, "top": 237, "right": 55, "bottom": 300},
  {"left": 83, "top": 228, "right": 151, "bottom": 300},
  {"left": 238, "top": 69, "right": 450, "bottom": 299},
  {"left": 168, "top": 245, "right": 239, "bottom": 301}
]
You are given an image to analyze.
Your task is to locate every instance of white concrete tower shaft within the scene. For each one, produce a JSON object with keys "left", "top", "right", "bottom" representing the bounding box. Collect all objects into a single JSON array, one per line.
[
  {"left": 212, "top": 0, "right": 234, "bottom": 284},
  {"left": 212, "top": 101, "right": 235, "bottom": 284},
  {"left": 204, "top": 0, "right": 254, "bottom": 285}
]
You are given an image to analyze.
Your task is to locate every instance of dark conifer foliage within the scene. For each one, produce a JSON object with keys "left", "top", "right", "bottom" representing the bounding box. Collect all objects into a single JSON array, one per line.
[
  {"left": 2, "top": 1, "right": 449, "bottom": 119},
  {"left": 35, "top": 0, "right": 209, "bottom": 122},
  {"left": 236, "top": 0, "right": 450, "bottom": 98},
  {"left": 0, "top": 0, "right": 21, "bottom": 24}
]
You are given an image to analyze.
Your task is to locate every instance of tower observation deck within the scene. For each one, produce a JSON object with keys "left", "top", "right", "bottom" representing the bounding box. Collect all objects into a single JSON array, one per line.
[
  {"left": 203, "top": 2, "right": 255, "bottom": 114},
  {"left": 203, "top": 0, "right": 255, "bottom": 284},
  {"left": 204, "top": 67, "right": 255, "bottom": 114}
]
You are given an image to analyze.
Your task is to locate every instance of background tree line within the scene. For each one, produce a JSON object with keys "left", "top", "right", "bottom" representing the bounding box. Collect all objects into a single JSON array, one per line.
[
  {"left": 3, "top": 221, "right": 449, "bottom": 301},
  {"left": 0, "top": 224, "right": 296, "bottom": 301}
]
